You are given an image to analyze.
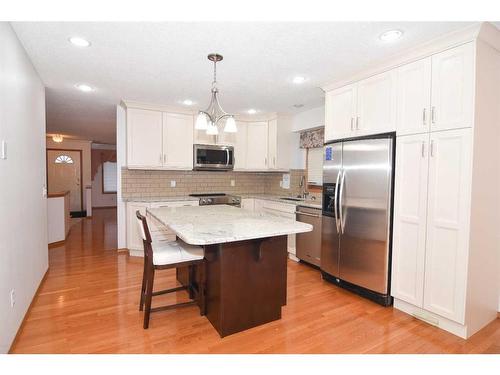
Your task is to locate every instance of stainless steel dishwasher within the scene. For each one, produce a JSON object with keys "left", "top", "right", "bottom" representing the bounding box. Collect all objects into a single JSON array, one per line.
[{"left": 295, "top": 206, "right": 322, "bottom": 267}]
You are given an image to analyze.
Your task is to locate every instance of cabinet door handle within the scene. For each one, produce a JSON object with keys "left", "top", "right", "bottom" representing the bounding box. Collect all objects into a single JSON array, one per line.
[
  {"left": 163, "top": 154, "right": 166, "bottom": 163},
  {"left": 421, "top": 141, "right": 425, "bottom": 158},
  {"left": 350, "top": 118, "right": 354, "bottom": 131},
  {"left": 265, "top": 157, "right": 268, "bottom": 166},
  {"left": 430, "top": 140, "right": 435, "bottom": 157},
  {"left": 431, "top": 106, "right": 436, "bottom": 124},
  {"left": 356, "top": 116, "right": 360, "bottom": 130},
  {"left": 159, "top": 153, "right": 162, "bottom": 163},
  {"left": 273, "top": 157, "right": 276, "bottom": 167},
  {"left": 422, "top": 108, "right": 427, "bottom": 125}
]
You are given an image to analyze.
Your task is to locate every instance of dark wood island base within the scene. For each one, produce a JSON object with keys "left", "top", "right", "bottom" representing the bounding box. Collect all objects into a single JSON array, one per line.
[{"left": 178, "top": 235, "right": 288, "bottom": 337}]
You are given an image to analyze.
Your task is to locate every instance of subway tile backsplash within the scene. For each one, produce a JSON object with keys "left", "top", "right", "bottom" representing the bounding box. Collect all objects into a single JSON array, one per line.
[{"left": 121, "top": 169, "right": 306, "bottom": 198}]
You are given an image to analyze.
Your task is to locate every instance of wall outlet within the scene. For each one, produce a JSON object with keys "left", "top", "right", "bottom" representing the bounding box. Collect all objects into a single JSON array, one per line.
[
  {"left": 230, "top": 180, "right": 235, "bottom": 187},
  {"left": 10, "top": 289, "right": 15, "bottom": 308},
  {"left": 170, "top": 180, "right": 176, "bottom": 188},
  {"left": 279, "top": 181, "right": 283, "bottom": 188}
]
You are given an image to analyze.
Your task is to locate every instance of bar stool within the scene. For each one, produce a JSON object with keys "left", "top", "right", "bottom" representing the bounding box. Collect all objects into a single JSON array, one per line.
[{"left": 136, "top": 211, "right": 206, "bottom": 329}]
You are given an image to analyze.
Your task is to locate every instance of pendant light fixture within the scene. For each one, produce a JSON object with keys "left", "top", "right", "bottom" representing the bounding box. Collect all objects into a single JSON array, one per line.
[{"left": 195, "top": 53, "right": 237, "bottom": 135}]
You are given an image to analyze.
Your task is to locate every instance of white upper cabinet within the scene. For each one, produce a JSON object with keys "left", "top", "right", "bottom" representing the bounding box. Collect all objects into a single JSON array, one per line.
[
  {"left": 396, "top": 58, "right": 432, "bottom": 135},
  {"left": 356, "top": 70, "right": 398, "bottom": 136},
  {"left": 325, "top": 84, "right": 357, "bottom": 142},
  {"left": 234, "top": 121, "right": 247, "bottom": 170},
  {"left": 246, "top": 121, "right": 269, "bottom": 170},
  {"left": 127, "top": 108, "right": 163, "bottom": 168},
  {"left": 127, "top": 108, "right": 193, "bottom": 170},
  {"left": 162, "top": 112, "right": 193, "bottom": 169},
  {"left": 423, "top": 128, "right": 472, "bottom": 324},
  {"left": 391, "top": 133, "right": 429, "bottom": 307},
  {"left": 268, "top": 118, "right": 278, "bottom": 169},
  {"left": 430, "top": 43, "right": 475, "bottom": 132}
]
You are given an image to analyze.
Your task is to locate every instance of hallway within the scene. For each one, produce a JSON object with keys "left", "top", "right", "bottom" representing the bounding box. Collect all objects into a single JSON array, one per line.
[{"left": 10, "top": 209, "right": 500, "bottom": 354}]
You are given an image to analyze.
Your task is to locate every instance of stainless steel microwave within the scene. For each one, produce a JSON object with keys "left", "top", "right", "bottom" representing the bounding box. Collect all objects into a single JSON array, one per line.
[{"left": 193, "top": 144, "right": 234, "bottom": 171}]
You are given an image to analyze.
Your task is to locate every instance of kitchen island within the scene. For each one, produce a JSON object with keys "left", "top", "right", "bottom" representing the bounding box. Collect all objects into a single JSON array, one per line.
[{"left": 147, "top": 205, "right": 312, "bottom": 337}]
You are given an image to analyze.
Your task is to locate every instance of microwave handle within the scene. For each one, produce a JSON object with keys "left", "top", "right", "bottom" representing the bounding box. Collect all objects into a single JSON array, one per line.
[{"left": 226, "top": 149, "right": 229, "bottom": 166}]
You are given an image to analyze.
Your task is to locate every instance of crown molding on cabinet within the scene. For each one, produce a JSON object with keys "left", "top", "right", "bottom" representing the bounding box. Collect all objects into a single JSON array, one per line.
[
  {"left": 121, "top": 100, "right": 196, "bottom": 116},
  {"left": 320, "top": 22, "right": 497, "bottom": 92}
]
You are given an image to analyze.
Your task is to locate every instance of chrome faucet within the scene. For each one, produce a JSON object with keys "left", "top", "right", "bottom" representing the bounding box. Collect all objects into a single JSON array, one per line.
[{"left": 299, "top": 175, "right": 308, "bottom": 199}]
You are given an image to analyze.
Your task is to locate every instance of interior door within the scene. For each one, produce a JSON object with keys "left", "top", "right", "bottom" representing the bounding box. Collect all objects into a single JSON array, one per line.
[
  {"left": 339, "top": 137, "right": 392, "bottom": 294},
  {"left": 47, "top": 149, "right": 82, "bottom": 212},
  {"left": 391, "top": 133, "right": 429, "bottom": 307},
  {"left": 423, "top": 128, "right": 471, "bottom": 324},
  {"left": 430, "top": 42, "right": 474, "bottom": 132},
  {"left": 396, "top": 57, "right": 432, "bottom": 135}
]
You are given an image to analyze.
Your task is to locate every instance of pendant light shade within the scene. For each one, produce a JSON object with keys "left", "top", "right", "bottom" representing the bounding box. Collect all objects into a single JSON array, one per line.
[
  {"left": 206, "top": 121, "right": 219, "bottom": 135},
  {"left": 224, "top": 116, "right": 237, "bottom": 133},
  {"left": 195, "top": 112, "right": 208, "bottom": 130}
]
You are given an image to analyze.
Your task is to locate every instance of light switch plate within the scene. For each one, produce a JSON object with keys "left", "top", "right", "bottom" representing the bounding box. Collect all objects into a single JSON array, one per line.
[
  {"left": 0, "top": 140, "right": 6, "bottom": 159},
  {"left": 170, "top": 180, "right": 176, "bottom": 188}
]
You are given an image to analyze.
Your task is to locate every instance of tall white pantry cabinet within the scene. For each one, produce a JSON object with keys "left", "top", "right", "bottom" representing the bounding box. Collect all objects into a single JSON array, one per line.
[{"left": 323, "top": 23, "right": 500, "bottom": 338}]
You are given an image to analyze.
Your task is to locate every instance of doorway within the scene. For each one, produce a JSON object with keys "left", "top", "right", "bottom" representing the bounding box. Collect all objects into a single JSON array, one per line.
[{"left": 47, "top": 149, "right": 84, "bottom": 216}]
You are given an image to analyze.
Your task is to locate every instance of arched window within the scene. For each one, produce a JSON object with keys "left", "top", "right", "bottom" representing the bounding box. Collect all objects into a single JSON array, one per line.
[{"left": 54, "top": 155, "right": 74, "bottom": 164}]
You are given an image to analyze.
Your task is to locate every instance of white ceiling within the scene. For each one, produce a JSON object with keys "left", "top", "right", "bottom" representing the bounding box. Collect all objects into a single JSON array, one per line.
[{"left": 12, "top": 22, "right": 476, "bottom": 144}]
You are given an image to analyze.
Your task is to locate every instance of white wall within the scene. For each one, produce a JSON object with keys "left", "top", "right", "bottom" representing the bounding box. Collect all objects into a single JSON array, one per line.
[
  {"left": 289, "top": 106, "right": 325, "bottom": 169},
  {"left": 0, "top": 23, "right": 48, "bottom": 353},
  {"left": 291, "top": 105, "right": 325, "bottom": 132},
  {"left": 116, "top": 105, "right": 127, "bottom": 249}
]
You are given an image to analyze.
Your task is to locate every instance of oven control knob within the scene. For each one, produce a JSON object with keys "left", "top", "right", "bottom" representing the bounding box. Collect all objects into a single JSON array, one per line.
[
  {"left": 200, "top": 198, "right": 206, "bottom": 205},
  {"left": 206, "top": 198, "right": 213, "bottom": 204}
]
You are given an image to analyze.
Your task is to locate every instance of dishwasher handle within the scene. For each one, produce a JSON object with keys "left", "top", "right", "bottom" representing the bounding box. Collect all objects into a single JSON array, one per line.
[{"left": 295, "top": 211, "right": 321, "bottom": 218}]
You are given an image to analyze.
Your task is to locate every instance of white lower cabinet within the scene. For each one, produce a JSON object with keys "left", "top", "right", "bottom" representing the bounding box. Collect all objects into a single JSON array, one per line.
[
  {"left": 252, "top": 199, "right": 298, "bottom": 261},
  {"left": 241, "top": 198, "right": 255, "bottom": 211},
  {"left": 126, "top": 200, "right": 199, "bottom": 255},
  {"left": 126, "top": 202, "right": 150, "bottom": 253},
  {"left": 423, "top": 128, "right": 472, "bottom": 323},
  {"left": 391, "top": 128, "right": 473, "bottom": 336},
  {"left": 391, "top": 133, "right": 429, "bottom": 307}
]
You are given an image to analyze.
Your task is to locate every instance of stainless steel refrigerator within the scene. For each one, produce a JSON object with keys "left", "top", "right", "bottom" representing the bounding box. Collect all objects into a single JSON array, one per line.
[{"left": 321, "top": 133, "right": 395, "bottom": 306}]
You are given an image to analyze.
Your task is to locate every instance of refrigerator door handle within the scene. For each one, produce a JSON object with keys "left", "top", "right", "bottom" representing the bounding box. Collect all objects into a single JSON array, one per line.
[
  {"left": 334, "top": 170, "right": 341, "bottom": 232},
  {"left": 339, "top": 170, "right": 346, "bottom": 234}
]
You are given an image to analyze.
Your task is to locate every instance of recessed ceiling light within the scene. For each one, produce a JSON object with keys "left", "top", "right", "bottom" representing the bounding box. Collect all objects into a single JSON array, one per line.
[
  {"left": 379, "top": 29, "right": 403, "bottom": 42},
  {"left": 182, "top": 99, "right": 194, "bottom": 106},
  {"left": 69, "top": 37, "right": 91, "bottom": 47},
  {"left": 247, "top": 109, "right": 257, "bottom": 115},
  {"left": 75, "top": 84, "right": 94, "bottom": 92},
  {"left": 292, "top": 76, "right": 306, "bottom": 84}
]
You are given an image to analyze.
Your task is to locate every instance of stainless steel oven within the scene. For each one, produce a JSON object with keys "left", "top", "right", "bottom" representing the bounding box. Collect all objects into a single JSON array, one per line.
[{"left": 193, "top": 144, "right": 234, "bottom": 171}]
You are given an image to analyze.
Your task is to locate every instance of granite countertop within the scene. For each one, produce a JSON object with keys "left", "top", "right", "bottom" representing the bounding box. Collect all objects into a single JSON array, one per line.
[
  {"left": 241, "top": 194, "right": 322, "bottom": 210},
  {"left": 122, "top": 196, "right": 199, "bottom": 203},
  {"left": 147, "top": 205, "right": 313, "bottom": 246},
  {"left": 124, "top": 194, "right": 323, "bottom": 209}
]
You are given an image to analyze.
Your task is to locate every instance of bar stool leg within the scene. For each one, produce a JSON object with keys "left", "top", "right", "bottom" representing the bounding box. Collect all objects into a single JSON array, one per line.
[
  {"left": 139, "top": 255, "right": 148, "bottom": 311},
  {"left": 200, "top": 261, "right": 207, "bottom": 316},
  {"left": 143, "top": 266, "right": 155, "bottom": 329},
  {"left": 188, "top": 265, "right": 195, "bottom": 300}
]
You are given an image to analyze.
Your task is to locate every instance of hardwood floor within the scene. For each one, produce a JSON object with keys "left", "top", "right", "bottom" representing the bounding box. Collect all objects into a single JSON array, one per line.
[{"left": 10, "top": 208, "right": 500, "bottom": 353}]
